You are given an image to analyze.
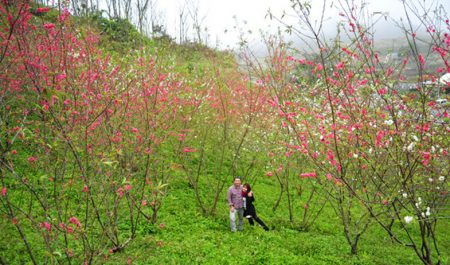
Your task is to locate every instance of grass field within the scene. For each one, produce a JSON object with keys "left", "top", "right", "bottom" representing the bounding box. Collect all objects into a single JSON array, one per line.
[{"left": 103, "top": 176, "right": 449, "bottom": 265}]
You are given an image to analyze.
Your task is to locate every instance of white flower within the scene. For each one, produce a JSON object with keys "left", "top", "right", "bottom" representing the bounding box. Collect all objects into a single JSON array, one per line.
[
  {"left": 415, "top": 197, "right": 422, "bottom": 207},
  {"left": 439, "top": 176, "right": 445, "bottom": 181},
  {"left": 431, "top": 146, "right": 436, "bottom": 153},
  {"left": 353, "top": 153, "right": 359, "bottom": 158},
  {"left": 429, "top": 178, "right": 433, "bottom": 182},
  {"left": 402, "top": 193, "right": 408, "bottom": 198},
  {"left": 407, "top": 142, "right": 415, "bottom": 152},
  {"left": 413, "top": 135, "right": 419, "bottom": 142},
  {"left": 421, "top": 212, "right": 426, "bottom": 217},
  {"left": 404, "top": 216, "right": 413, "bottom": 224},
  {"left": 426, "top": 207, "right": 431, "bottom": 216},
  {"left": 368, "top": 148, "right": 373, "bottom": 154},
  {"left": 384, "top": 119, "right": 393, "bottom": 126}
]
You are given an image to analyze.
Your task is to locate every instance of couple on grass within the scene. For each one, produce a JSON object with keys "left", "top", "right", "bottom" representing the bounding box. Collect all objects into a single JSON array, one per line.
[{"left": 227, "top": 177, "right": 269, "bottom": 232}]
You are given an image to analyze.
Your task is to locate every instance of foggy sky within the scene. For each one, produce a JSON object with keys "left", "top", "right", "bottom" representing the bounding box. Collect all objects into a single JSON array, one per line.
[{"left": 155, "top": 0, "right": 450, "bottom": 50}]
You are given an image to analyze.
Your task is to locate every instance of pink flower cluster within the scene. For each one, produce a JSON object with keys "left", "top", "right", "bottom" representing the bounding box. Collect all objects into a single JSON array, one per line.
[
  {"left": 36, "top": 7, "right": 50, "bottom": 13},
  {"left": 40, "top": 222, "right": 51, "bottom": 231},
  {"left": 300, "top": 172, "right": 317, "bottom": 178}
]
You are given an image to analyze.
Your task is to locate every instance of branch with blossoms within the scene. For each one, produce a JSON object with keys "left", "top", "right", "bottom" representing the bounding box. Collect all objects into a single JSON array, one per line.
[
  {"left": 0, "top": 3, "right": 188, "bottom": 263},
  {"left": 258, "top": 0, "right": 448, "bottom": 262}
]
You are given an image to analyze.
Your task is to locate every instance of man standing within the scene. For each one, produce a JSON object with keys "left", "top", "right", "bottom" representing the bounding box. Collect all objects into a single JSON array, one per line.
[{"left": 227, "top": 177, "right": 244, "bottom": 232}]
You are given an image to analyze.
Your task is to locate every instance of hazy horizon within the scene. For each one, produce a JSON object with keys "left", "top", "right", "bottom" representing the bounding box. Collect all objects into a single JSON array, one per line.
[{"left": 152, "top": 0, "right": 449, "bottom": 51}]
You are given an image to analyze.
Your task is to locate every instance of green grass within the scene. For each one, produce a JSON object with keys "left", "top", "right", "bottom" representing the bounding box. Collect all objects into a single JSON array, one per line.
[{"left": 103, "top": 176, "right": 448, "bottom": 265}]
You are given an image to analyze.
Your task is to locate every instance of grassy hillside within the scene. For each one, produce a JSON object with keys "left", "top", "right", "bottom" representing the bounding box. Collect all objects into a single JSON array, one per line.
[
  {"left": 2, "top": 172, "right": 449, "bottom": 264},
  {"left": 105, "top": 175, "right": 449, "bottom": 265},
  {"left": 1, "top": 5, "right": 448, "bottom": 265}
]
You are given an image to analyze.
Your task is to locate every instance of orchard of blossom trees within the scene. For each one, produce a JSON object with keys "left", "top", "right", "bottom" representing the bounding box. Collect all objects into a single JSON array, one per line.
[{"left": 0, "top": 0, "right": 448, "bottom": 264}]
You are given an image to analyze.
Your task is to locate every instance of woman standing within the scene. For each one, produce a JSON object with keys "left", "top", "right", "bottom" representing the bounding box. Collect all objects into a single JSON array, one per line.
[{"left": 242, "top": 183, "right": 269, "bottom": 231}]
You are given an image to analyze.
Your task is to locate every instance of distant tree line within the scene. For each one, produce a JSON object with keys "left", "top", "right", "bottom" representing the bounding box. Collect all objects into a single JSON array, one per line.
[{"left": 34, "top": 0, "right": 210, "bottom": 45}]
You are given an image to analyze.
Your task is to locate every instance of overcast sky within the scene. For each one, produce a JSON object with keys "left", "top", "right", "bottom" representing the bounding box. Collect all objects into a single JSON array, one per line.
[{"left": 155, "top": 0, "right": 450, "bottom": 50}]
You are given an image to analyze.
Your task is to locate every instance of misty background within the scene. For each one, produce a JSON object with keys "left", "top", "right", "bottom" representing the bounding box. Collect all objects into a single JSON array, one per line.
[
  {"left": 59, "top": 0, "right": 450, "bottom": 51},
  {"left": 133, "top": 0, "right": 450, "bottom": 51}
]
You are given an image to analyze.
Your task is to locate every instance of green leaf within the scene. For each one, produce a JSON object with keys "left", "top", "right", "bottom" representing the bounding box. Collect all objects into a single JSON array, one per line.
[
  {"left": 40, "top": 175, "right": 48, "bottom": 182},
  {"left": 102, "top": 160, "right": 117, "bottom": 166}
]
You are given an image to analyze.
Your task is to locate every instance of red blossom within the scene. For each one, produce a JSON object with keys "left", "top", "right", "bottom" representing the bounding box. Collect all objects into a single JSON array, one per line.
[
  {"left": 40, "top": 222, "right": 51, "bottom": 231},
  {"left": 56, "top": 73, "right": 66, "bottom": 81},
  {"left": 300, "top": 172, "right": 317, "bottom": 178},
  {"left": 419, "top": 54, "right": 425, "bottom": 66},
  {"left": 335, "top": 62, "right": 345, "bottom": 70},
  {"left": 36, "top": 7, "right": 50, "bottom": 13},
  {"left": 117, "top": 188, "right": 124, "bottom": 197},
  {"left": 59, "top": 8, "right": 70, "bottom": 21},
  {"left": 358, "top": 79, "right": 368, "bottom": 86},
  {"left": 178, "top": 133, "right": 186, "bottom": 141},
  {"left": 386, "top": 67, "right": 393, "bottom": 76},
  {"left": 376, "top": 131, "right": 385, "bottom": 146},
  {"left": 69, "top": 216, "right": 81, "bottom": 228},
  {"left": 43, "top": 23, "right": 55, "bottom": 30},
  {"left": 183, "top": 147, "right": 196, "bottom": 153},
  {"left": 421, "top": 152, "right": 431, "bottom": 166},
  {"left": 1, "top": 187, "right": 6, "bottom": 196},
  {"left": 377, "top": 88, "right": 387, "bottom": 96}
]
